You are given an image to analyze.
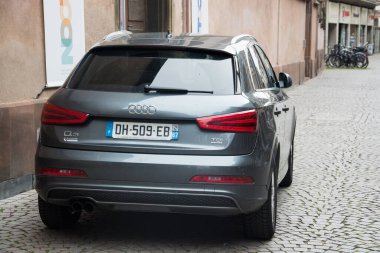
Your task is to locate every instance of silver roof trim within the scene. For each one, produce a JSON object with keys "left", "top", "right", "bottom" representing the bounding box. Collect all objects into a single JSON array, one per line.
[
  {"left": 231, "top": 34, "right": 257, "bottom": 44},
  {"left": 103, "top": 30, "right": 132, "bottom": 41}
]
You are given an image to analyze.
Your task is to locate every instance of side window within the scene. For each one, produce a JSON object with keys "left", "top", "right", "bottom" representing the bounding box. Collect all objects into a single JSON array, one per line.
[
  {"left": 237, "top": 50, "right": 254, "bottom": 92},
  {"left": 248, "top": 46, "right": 270, "bottom": 89},
  {"left": 254, "top": 45, "right": 277, "bottom": 88},
  {"left": 246, "top": 49, "right": 265, "bottom": 90}
]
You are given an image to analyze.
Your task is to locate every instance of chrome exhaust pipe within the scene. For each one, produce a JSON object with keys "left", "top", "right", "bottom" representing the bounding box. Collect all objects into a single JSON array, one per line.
[
  {"left": 83, "top": 201, "right": 95, "bottom": 213},
  {"left": 72, "top": 201, "right": 83, "bottom": 212}
]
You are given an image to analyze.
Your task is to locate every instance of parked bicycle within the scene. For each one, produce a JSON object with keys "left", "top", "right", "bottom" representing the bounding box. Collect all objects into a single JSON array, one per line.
[
  {"left": 325, "top": 44, "right": 343, "bottom": 68},
  {"left": 325, "top": 43, "right": 368, "bottom": 69}
]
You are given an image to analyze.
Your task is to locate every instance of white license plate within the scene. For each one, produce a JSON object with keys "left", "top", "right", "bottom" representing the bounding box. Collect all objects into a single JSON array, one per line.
[{"left": 106, "top": 121, "right": 179, "bottom": 141}]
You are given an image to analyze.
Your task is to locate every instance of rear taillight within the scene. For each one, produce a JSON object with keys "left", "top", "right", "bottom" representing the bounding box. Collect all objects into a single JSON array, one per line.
[
  {"left": 196, "top": 109, "right": 258, "bottom": 133},
  {"left": 36, "top": 167, "right": 88, "bottom": 177},
  {"left": 41, "top": 102, "right": 89, "bottom": 125},
  {"left": 190, "top": 175, "right": 254, "bottom": 184}
]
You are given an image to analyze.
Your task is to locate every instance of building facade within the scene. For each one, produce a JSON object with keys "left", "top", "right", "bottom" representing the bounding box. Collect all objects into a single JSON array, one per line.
[
  {"left": 0, "top": 0, "right": 118, "bottom": 197},
  {"left": 375, "top": 6, "right": 380, "bottom": 53},
  {"left": 1, "top": 0, "right": 326, "bottom": 198},
  {"left": 324, "top": 0, "right": 380, "bottom": 53}
]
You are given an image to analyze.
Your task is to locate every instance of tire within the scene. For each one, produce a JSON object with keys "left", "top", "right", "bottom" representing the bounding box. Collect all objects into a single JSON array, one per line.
[
  {"left": 362, "top": 55, "right": 369, "bottom": 69},
  {"left": 329, "top": 55, "right": 341, "bottom": 68},
  {"left": 325, "top": 55, "right": 333, "bottom": 68},
  {"left": 244, "top": 169, "right": 277, "bottom": 240},
  {"left": 279, "top": 141, "right": 294, "bottom": 187},
  {"left": 355, "top": 53, "right": 367, "bottom": 68},
  {"left": 38, "top": 196, "right": 81, "bottom": 229}
]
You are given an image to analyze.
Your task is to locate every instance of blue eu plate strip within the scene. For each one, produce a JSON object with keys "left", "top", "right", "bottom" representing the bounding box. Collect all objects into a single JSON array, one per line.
[
  {"left": 106, "top": 121, "right": 113, "bottom": 137},
  {"left": 172, "top": 124, "right": 179, "bottom": 140},
  {"left": 172, "top": 131, "right": 179, "bottom": 140}
]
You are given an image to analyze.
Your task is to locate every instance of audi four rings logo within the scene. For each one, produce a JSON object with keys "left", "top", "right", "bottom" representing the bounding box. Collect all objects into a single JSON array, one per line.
[{"left": 128, "top": 104, "right": 157, "bottom": 114}]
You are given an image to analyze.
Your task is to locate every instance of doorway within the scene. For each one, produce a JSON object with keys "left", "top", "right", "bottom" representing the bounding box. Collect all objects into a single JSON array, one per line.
[
  {"left": 339, "top": 24, "right": 347, "bottom": 47},
  {"left": 359, "top": 25, "right": 366, "bottom": 46},
  {"left": 126, "top": 0, "right": 170, "bottom": 33},
  {"left": 367, "top": 26, "right": 373, "bottom": 44},
  {"left": 350, "top": 25, "right": 358, "bottom": 48},
  {"left": 328, "top": 23, "right": 338, "bottom": 51}
]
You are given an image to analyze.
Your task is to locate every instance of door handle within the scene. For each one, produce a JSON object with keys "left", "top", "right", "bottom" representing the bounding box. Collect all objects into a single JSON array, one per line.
[
  {"left": 274, "top": 111, "right": 281, "bottom": 116},
  {"left": 282, "top": 107, "right": 290, "bottom": 112}
]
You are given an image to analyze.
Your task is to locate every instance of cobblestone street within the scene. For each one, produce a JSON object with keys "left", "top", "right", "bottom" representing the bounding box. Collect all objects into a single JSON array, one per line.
[{"left": 1, "top": 55, "right": 380, "bottom": 253}]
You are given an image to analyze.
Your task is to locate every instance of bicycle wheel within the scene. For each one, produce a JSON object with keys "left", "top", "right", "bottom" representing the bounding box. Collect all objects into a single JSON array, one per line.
[
  {"left": 362, "top": 55, "right": 369, "bottom": 68},
  {"left": 355, "top": 53, "right": 367, "bottom": 68},
  {"left": 325, "top": 55, "right": 334, "bottom": 68},
  {"left": 329, "top": 55, "right": 341, "bottom": 68}
]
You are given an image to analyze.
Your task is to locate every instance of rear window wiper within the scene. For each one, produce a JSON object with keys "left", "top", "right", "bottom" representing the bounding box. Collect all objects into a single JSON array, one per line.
[{"left": 144, "top": 85, "right": 213, "bottom": 94}]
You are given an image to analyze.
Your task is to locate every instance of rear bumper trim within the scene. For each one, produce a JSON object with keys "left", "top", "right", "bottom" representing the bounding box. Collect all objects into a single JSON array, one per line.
[{"left": 48, "top": 188, "right": 237, "bottom": 208}]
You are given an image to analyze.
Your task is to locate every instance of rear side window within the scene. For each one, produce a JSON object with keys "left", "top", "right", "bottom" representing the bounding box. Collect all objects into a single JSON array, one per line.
[
  {"left": 254, "top": 45, "right": 277, "bottom": 87},
  {"left": 246, "top": 50, "right": 265, "bottom": 90},
  {"left": 67, "top": 48, "right": 235, "bottom": 95}
]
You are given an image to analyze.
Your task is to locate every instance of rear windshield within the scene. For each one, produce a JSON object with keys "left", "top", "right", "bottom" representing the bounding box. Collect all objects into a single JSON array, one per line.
[{"left": 67, "top": 48, "right": 235, "bottom": 95}]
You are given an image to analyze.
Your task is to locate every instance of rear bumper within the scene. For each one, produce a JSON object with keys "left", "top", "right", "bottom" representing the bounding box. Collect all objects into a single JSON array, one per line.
[{"left": 35, "top": 145, "right": 269, "bottom": 215}]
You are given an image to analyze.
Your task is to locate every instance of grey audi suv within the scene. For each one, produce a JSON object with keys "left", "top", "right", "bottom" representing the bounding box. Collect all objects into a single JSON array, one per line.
[{"left": 35, "top": 32, "right": 296, "bottom": 240}]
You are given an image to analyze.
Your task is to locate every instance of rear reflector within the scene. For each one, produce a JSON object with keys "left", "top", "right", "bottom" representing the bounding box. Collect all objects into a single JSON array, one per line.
[
  {"left": 41, "top": 102, "right": 89, "bottom": 125},
  {"left": 190, "top": 175, "right": 254, "bottom": 184},
  {"left": 36, "top": 167, "right": 88, "bottom": 177},
  {"left": 196, "top": 109, "right": 258, "bottom": 133}
]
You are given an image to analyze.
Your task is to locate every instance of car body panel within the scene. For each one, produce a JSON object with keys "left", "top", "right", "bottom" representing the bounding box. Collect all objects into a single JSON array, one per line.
[
  {"left": 36, "top": 145, "right": 269, "bottom": 215},
  {"left": 42, "top": 89, "right": 258, "bottom": 155}
]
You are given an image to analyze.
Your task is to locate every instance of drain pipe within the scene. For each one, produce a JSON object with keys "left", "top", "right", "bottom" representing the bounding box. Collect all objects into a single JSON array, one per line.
[{"left": 119, "top": 0, "right": 126, "bottom": 31}]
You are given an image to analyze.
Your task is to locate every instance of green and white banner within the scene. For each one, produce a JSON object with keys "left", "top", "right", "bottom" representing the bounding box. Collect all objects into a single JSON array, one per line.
[{"left": 43, "top": 0, "right": 85, "bottom": 87}]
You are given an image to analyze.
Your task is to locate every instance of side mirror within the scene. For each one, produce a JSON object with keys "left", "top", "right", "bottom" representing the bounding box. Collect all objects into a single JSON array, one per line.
[{"left": 278, "top": 72, "right": 293, "bottom": 88}]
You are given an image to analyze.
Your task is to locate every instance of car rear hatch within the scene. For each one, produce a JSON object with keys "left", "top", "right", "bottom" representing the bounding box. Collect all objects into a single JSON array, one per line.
[{"left": 40, "top": 47, "right": 258, "bottom": 156}]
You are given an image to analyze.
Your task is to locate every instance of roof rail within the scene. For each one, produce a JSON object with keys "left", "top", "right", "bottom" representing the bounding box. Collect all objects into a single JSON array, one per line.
[
  {"left": 231, "top": 34, "right": 257, "bottom": 44},
  {"left": 103, "top": 30, "right": 132, "bottom": 41}
]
